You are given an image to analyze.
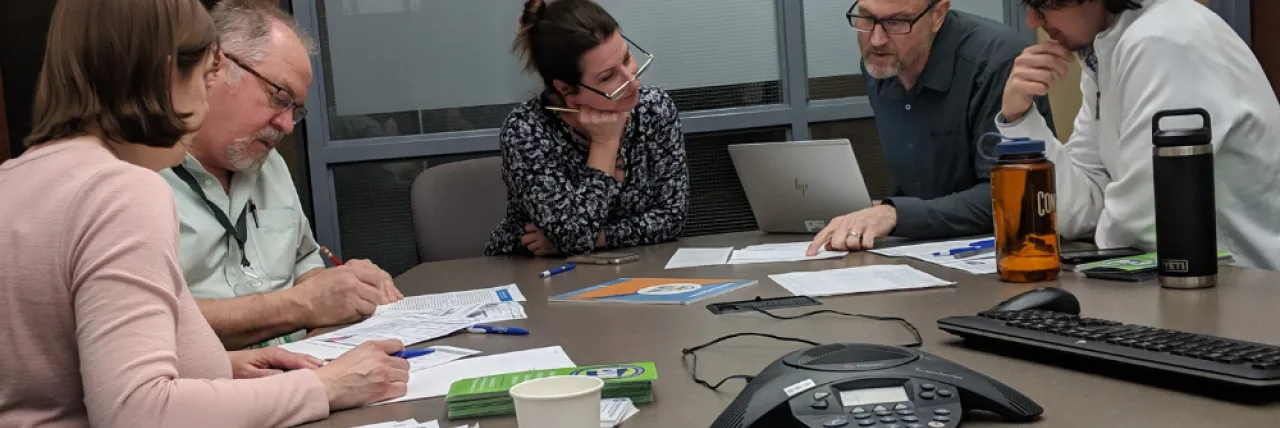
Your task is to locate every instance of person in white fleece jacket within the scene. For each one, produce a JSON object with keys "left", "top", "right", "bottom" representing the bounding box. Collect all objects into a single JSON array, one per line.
[{"left": 995, "top": 0, "right": 1280, "bottom": 270}]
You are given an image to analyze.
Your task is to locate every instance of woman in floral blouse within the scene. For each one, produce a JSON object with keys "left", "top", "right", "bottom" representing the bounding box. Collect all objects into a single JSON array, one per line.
[{"left": 485, "top": 0, "right": 689, "bottom": 256}]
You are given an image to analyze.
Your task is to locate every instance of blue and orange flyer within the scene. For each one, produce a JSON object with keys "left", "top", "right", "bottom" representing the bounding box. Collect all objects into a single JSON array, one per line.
[{"left": 550, "top": 278, "right": 756, "bottom": 305}]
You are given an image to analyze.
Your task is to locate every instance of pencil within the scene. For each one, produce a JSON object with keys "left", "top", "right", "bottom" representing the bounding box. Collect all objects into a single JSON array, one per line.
[
  {"left": 320, "top": 246, "right": 344, "bottom": 266},
  {"left": 545, "top": 106, "right": 580, "bottom": 113}
]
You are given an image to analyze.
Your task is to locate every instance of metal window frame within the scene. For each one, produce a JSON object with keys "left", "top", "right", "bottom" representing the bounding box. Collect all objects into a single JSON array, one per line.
[{"left": 289, "top": 0, "right": 1030, "bottom": 255}]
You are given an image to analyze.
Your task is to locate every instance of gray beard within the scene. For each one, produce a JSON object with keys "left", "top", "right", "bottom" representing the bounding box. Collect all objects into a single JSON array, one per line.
[
  {"left": 227, "top": 142, "right": 269, "bottom": 171},
  {"left": 866, "top": 63, "right": 901, "bottom": 80}
]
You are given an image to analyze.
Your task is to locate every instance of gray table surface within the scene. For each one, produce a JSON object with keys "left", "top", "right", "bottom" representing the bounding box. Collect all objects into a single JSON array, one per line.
[{"left": 302, "top": 232, "right": 1280, "bottom": 427}]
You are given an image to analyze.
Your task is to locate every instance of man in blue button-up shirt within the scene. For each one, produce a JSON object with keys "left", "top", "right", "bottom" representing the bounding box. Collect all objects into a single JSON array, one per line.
[{"left": 808, "top": 0, "right": 1053, "bottom": 255}]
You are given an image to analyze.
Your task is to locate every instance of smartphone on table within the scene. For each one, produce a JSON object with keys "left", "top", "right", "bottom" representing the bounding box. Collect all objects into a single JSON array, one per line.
[
  {"left": 566, "top": 252, "right": 640, "bottom": 265},
  {"left": 1060, "top": 247, "right": 1145, "bottom": 265}
]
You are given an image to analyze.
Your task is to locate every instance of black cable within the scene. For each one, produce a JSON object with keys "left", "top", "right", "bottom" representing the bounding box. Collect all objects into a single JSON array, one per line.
[
  {"left": 681, "top": 333, "right": 821, "bottom": 391},
  {"left": 682, "top": 307, "right": 924, "bottom": 391},
  {"left": 748, "top": 306, "right": 923, "bottom": 348}
]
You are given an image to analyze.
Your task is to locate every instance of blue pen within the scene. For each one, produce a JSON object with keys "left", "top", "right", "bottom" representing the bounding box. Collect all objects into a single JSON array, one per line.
[
  {"left": 539, "top": 263, "right": 576, "bottom": 278},
  {"left": 393, "top": 348, "right": 435, "bottom": 359},
  {"left": 468, "top": 324, "right": 530, "bottom": 335},
  {"left": 968, "top": 239, "right": 996, "bottom": 248},
  {"left": 932, "top": 239, "right": 997, "bottom": 256}
]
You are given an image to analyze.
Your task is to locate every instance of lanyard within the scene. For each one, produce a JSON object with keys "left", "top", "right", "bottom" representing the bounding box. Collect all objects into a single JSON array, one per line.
[{"left": 171, "top": 165, "right": 253, "bottom": 268}]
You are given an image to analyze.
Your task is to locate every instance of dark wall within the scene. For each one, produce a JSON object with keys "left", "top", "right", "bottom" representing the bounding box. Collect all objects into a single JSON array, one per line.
[
  {"left": 1254, "top": 0, "right": 1280, "bottom": 103},
  {"left": 0, "top": 0, "right": 57, "bottom": 157}
]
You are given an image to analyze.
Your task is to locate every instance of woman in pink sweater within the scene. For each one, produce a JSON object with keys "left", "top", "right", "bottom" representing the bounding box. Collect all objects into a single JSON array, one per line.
[{"left": 0, "top": 0, "right": 410, "bottom": 426}]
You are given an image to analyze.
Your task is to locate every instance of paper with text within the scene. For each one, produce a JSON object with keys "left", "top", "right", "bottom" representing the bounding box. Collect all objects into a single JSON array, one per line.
[
  {"left": 375, "top": 346, "right": 577, "bottom": 405},
  {"left": 601, "top": 397, "right": 639, "bottom": 427},
  {"left": 375, "top": 284, "right": 526, "bottom": 315},
  {"left": 664, "top": 247, "right": 734, "bottom": 269},
  {"left": 281, "top": 315, "right": 473, "bottom": 360},
  {"left": 352, "top": 420, "right": 477, "bottom": 428},
  {"left": 728, "top": 242, "right": 848, "bottom": 265},
  {"left": 375, "top": 301, "right": 527, "bottom": 323},
  {"left": 770, "top": 264, "right": 954, "bottom": 297},
  {"left": 408, "top": 346, "right": 482, "bottom": 373},
  {"left": 869, "top": 238, "right": 997, "bottom": 275}
]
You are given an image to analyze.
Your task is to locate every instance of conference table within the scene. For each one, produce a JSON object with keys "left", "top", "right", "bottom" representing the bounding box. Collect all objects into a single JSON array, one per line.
[{"left": 304, "top": 231, "right": 1280, "bottom": 427}]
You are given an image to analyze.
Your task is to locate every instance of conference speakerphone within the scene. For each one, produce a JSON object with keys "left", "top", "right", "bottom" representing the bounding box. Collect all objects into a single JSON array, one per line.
[{"left": 709, "top": 343, "right": 1042, "bottom": 428}]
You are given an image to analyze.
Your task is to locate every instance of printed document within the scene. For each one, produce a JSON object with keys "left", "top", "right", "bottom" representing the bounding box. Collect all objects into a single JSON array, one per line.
[
  {"left": 375, "top": 346, "right": 577, "bottom": 405},
  {"left": 728, "top": 242, "right": 848, "bottom": 265},
  {"left": 282, "top": 304, "right": 525, "bottom": 360},
  {"left": 869, "top": 238, "right": 998, "bottom": 275},
  {"left": 664, "top": 247, "right": 734, "bottom": 269},
  {"left": 376, "top": 301, "right": 527, "bottom": 323},
  {"left": 352, "top": 420, "right": 477, "bottom": 428},
  {"left": 770, "top": 264, "right": 954, "bottom": 297},
  {"left": 407, "top": 346, "right": 483, "bottom": 373},
  {"left": 601, "top": 397, "right": 640, "bottom": 427},
  {"left": 375, "top": 284, "right": 526, "bottom": 315}
]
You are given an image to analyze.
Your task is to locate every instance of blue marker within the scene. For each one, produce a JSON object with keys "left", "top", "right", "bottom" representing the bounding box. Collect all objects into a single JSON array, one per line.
[
  {"left": 539, "top": 263, "right": 576, "bottom": 278},
  {"left": 393, "top": 348, "right": 435, "bottom": 359},
  {"left": 468, "top": 324, "right": 530, "bottom": 335}
]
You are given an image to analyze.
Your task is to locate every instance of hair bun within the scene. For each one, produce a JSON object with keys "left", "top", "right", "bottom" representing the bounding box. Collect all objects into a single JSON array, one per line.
[{"left": 519, "top": 0, "right": 547, "bottom": 30}]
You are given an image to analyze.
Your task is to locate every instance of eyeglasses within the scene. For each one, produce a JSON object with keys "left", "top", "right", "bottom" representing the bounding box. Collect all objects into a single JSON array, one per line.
[
  {"left": 224, "top": 53, "right": 308, "bottom": 125},
  {"left": 846, "top": 0, "right": 939, "bottom": 35},
  {"left": 580, "top": 34, "right": 653, "bottom": 101}
]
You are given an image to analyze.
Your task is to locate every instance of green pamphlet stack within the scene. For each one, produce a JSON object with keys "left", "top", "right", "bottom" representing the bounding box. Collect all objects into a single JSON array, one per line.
[
  {"left": 1075, "top": 251, "right": 1234, "bottom": 282},
  {"left": 444, "top": 361, "right": 658, "bottom": 419}
]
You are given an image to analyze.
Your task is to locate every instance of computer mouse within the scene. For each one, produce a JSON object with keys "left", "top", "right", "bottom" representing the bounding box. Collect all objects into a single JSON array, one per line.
[{"left": 988, "top": 287, "right": 1081, "bottom": 314}]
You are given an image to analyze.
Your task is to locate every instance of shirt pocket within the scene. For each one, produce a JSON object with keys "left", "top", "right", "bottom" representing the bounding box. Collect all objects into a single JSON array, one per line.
[{"left": 251, "top": 208, "right": 301, "bottom": 280}]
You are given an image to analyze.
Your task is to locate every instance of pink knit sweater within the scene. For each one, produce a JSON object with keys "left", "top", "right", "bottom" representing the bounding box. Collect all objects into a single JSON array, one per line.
[{"left": 0, "top": 138, "right": 328, "bottom": 427}]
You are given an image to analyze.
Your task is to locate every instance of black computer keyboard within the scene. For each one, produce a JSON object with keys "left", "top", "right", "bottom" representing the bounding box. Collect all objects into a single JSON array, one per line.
[{"left": 938, "top": 309, "right": 1280, "bottom": 387}]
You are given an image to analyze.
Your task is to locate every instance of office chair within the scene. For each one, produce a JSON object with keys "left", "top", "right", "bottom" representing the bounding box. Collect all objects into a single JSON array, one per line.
[{"left": 409, "top": 156, "right": 507, "bottom": 262}]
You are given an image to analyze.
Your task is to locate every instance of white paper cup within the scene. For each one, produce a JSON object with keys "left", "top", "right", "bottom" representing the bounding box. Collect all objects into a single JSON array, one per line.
[{"left": 509, "top": 375, "right": 604, "bottom": 428}]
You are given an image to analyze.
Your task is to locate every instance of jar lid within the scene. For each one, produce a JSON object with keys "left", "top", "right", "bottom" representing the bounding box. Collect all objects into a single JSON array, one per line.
[{"left": 996, "top": 137, "right": 1046, "bottom": 155}]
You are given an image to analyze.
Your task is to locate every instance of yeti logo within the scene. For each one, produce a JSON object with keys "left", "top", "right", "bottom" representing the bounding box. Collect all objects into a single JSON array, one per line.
[{"left": 1163, "top": 259, "right": 1189, "bottom": 272}]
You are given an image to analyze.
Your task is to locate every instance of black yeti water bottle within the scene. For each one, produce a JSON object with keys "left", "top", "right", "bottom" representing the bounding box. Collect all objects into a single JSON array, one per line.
[{"left": 1152, "top": 108, "right": 1217, "bottom": 289}]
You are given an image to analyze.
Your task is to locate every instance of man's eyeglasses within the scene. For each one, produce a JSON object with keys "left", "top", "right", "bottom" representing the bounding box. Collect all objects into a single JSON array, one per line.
[
  {"left": 846, "top": 0, "right": 939, "bottom": 35},
  {"left": 224, "top": 53, "right": 308, "bottom": 125},
  {"left": 581, "top": 34, "right": 653, "bottom": 101}
]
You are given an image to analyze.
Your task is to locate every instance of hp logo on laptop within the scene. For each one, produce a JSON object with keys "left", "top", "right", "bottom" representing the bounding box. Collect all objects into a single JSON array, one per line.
[{"left": 794, "top": 178, "right": 808, "bottom": 197}]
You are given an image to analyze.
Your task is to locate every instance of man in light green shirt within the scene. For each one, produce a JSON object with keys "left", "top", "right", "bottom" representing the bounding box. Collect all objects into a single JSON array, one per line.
[{"left": 161, "top": 1, "right": 402, "bottom": 350}]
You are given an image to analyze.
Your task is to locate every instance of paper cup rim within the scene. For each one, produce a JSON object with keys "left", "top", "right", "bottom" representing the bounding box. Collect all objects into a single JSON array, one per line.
[{"left": 509, "top": 375, "right": 605, "bottom": 401}]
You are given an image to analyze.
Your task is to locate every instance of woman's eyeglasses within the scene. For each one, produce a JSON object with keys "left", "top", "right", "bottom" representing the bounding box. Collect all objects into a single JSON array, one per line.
[{"left": 547, "top": 35, "right": 653, "bottom": 113}]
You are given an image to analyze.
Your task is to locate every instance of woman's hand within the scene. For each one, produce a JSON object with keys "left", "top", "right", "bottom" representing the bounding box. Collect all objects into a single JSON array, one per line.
[
  {"left": 227, "top": 347, "right": 325, "bottom": 379},
  {"left": 315, "top": 339, "right": 410, "bottom": 410},
  {"left": 522, "top": 224, "right": 560, "bottom": 256},
  {"left": 577, "top": 105, "right": 629, "bottom": 147}
]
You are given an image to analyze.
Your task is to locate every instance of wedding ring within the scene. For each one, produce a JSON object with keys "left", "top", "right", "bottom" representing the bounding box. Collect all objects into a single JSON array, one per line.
[{"left": 848, "top": 231, "right": 861, "bottom": 238}]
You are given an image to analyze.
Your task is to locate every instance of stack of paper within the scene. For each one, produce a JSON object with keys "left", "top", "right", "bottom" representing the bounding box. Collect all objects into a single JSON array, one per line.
[
  {"left": 444, "top": 361, "right": 658, "bottom": 418},
  {"left": 377, "top": 346, "right": 578, "bottom": 405},
  {"left": 728, "top": 242, "right": 848, "bottom": 265},
  {"left": 374, "top": 284, "right": 526, "bottom": 315},
  {"left": 352, "top": 420, "right": 477, "bottom": 428},
  {"left": 869, "top": 238, "right": 998, "bottom": 275},
  {"left": 664, "top": 247, "right": 734, "bottom": 269},
  {"left": 406, "top": 346, "right": 482, "bottom": 373},
  {"left": 770, "top": 265, "right": 954, "bottom": 297},
  {"left": 281, "top": 285, "right": 527, "bottom": 360},
  {"left": 600, "top": 398, "right": 640, "bottom": 427}
]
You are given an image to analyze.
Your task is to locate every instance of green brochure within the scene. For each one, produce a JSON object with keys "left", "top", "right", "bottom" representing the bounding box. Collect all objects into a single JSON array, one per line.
[{"left": 1077, "top": 251, "right": 1234, "bottom": 272}]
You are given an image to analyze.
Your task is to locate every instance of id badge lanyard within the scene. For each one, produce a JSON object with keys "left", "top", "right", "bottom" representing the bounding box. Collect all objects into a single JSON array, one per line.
[{"left": 171, "top": 166, "right": 261, "bottom": 286}]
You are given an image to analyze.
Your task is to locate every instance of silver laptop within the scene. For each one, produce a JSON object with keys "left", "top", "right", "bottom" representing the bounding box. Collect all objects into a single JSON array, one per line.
[{"left": 728, "top": 139, "right": 873, "bottom": 234}]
